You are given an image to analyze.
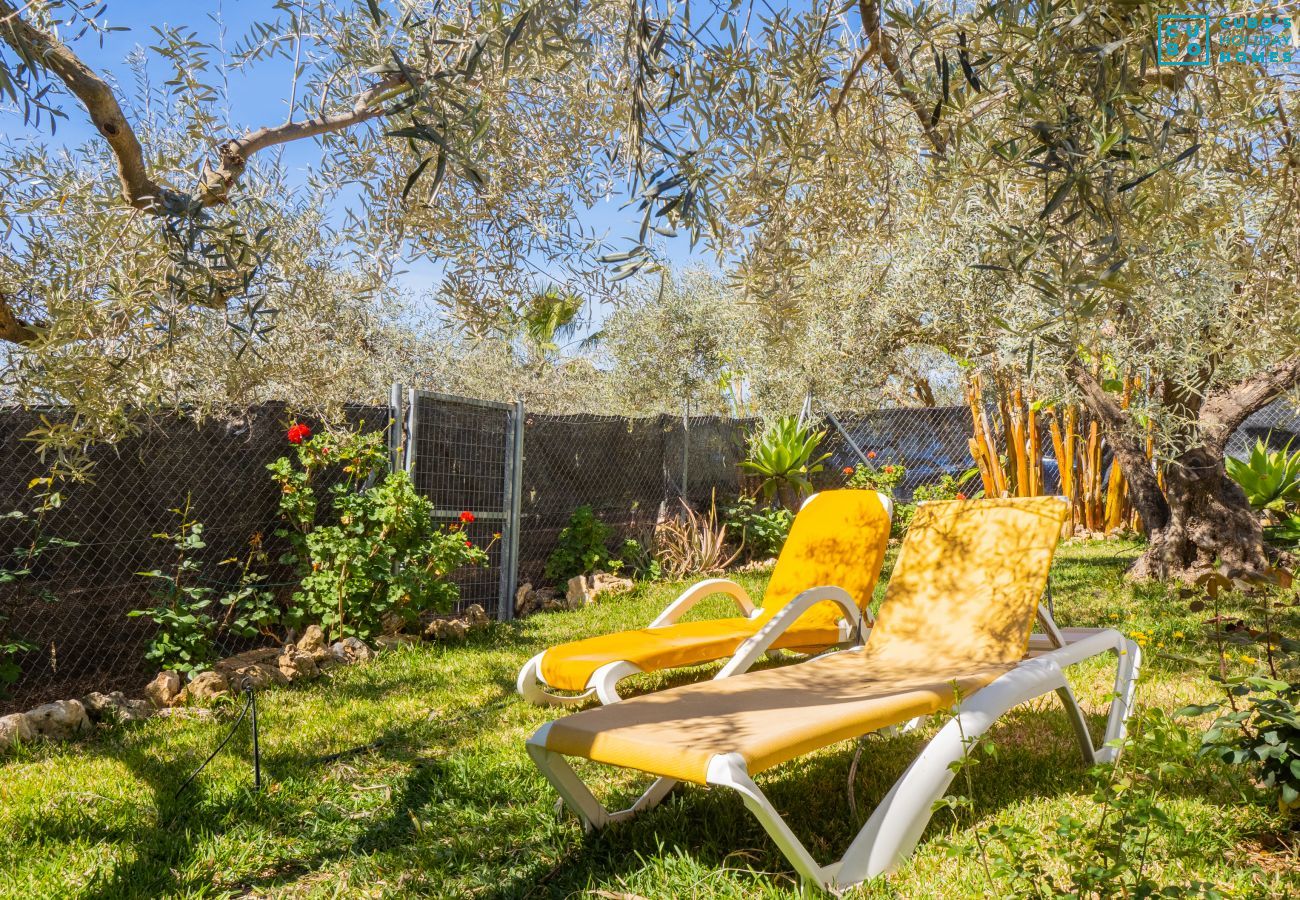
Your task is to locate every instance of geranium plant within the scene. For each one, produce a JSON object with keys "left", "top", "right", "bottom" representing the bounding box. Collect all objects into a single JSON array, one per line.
[
  {"left": 844, "top": 457, "right": 907, "bottom": 497},
  {"left": 269, "top": 427, "right": 489, "bottom": 640}
]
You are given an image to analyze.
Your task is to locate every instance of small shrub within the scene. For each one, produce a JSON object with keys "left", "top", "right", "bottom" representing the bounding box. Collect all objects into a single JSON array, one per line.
[
  {"left": 1193, "top": 677, "right": 1300, "bottom": 814},
  {"left": 128, "top": 500, "right": 218, "bottom": 678},
  {"left": 270, "top": 426, "right": 488, "bottom": 640},
  {"left": 722, "top": 496, "right": 792, "bottom": 560},
  {"left": 911, "top": 473, "right": 975, "bottom": 504},
  {"left": 1176, "top": 569, "right": 1300, "bottom": 816},
  {"left": 656, "top": 494, "right": 740, "bottom": 580},
  {"left": 617, "top": 537, "right": 661, "bottom": 581},
  {"left": 844, "top": 460, "right": 906, "bottom": 496},
  {"left": 544, "top": 505, "right": 619, "bottom": 586}
]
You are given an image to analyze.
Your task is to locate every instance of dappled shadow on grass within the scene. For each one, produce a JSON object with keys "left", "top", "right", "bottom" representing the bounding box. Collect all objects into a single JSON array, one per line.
[
  {"left": 16, "top": 543, "right": 1284, "bottom": 896},
  {"left": 471, "top": 703, "right": 1129, "bottom": 899}
]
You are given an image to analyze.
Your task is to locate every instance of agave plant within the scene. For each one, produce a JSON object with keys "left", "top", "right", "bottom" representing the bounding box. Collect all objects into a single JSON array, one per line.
[
  {"left": 740, "top": 415, "right": 830, "bottom": 509},
  {"left": 655, "top": 494, "right": 741, "bottom": 580},
  {"left": 1226, "top": 435, "right": 1300, "bottom": 513}
]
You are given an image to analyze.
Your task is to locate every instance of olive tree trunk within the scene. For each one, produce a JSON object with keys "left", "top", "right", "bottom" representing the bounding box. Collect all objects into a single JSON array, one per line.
[{"left": 1068, "top": 357, "right": 1300, "bottom": 581}]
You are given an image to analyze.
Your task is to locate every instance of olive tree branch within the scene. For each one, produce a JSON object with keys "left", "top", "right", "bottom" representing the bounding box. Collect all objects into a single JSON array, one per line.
[
  {"left": 855, "top": 0, "right": 947, "bottom": 156},
  {"left": 0, "top": 0, "right": 415, "bottom": 213}
]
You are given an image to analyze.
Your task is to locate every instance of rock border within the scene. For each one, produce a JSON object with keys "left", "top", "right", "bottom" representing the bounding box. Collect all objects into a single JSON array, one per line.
[{"left": 1, "top": 608, "right": 492, "bottom": 753}]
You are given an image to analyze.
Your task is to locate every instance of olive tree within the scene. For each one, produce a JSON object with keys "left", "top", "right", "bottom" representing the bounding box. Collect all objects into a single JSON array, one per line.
[
  {"left": 620, "top": 0, "right": 1300, "bottom": 580},
  {"left": 0, "top": 0, "right": 631, "bottom": 461}
]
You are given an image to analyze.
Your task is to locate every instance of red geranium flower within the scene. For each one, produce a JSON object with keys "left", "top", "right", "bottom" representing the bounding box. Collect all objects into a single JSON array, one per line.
[
  {"left": 883, "top": 465, "right": 894, "bottom": 473},
  {"left": 842, "top": 466, "right": 854, "bottom": 475},
  {"left": 956, "top": 492, "right": 968, "bottom": 500},
  {"left": 464, "top": 540, "right": 473, "bottom": 548},
  {"left": 459, "top": 511, "right": 475, "bottom": 524},
  {"left": 867, "top": 451, "right": 877, "bottom": 459},
  {"left": 287, "top": 423, "right": 311, "bottom": 444}
]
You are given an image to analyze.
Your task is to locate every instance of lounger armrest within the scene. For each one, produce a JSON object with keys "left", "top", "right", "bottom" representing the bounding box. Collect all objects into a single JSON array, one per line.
[
  {"left": 714, "top": 585, "right": 860, "bottom": 680},
  {"left": 648, "top": 578, "right": 757, "bottom": 628}
]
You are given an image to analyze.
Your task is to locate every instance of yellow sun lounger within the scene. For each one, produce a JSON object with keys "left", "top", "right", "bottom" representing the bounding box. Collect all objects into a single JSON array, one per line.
[
  {"left": 526, "top": 497, "right": 1141, "bottom": 892},
  {"left": 517, "top": 490, "right": 893, "bottom": 706}
]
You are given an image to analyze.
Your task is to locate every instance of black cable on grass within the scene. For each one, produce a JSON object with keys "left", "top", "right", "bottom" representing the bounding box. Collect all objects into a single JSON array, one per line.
[{"left": 173, "top": 681, "right": 263, "bottom": 800}]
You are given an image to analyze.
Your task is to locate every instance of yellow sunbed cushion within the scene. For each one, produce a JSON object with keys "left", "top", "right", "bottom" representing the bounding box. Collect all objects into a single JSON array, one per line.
[
  {"left": 544, "top": 649, "right": 1009, "bottom": 784},
  {"left": 538, "top": 490, "right": 891, "bottom": 692},
  {"left": 864, "top": 496, "right": 1069, "bottom": 669},
  {"left": 542, "top": 497, "right": 1069, "bottom": 783},
  {"left": 537, "top": 619, "right": 845, "bottom": 691},
  {"left": 755, "top": 490, "right": 892, "bottom": 628}
]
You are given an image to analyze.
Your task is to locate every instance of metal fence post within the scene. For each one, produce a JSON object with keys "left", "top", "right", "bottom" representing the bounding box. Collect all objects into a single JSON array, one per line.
[
  {"left": 388, "top": 383, "right": 405, "bottom": 472},
  {"left": 681, "top": 400, "right": 690, "bottom": 501},
  {"left": 404, "top": 387, "right": 418, "bottom": 476},
  {"left": 499, "top": 399, "right": 525, "bottom": 621},
  {"left": 823, "top": 408, "right": 873, "bottom": 468}
]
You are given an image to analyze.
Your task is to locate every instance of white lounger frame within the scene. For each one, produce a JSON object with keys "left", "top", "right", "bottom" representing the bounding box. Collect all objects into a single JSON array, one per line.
[
  {"left": 517, "top": 492, "right": 893, "bottom": 707},
  {"left": 526, "top": 618, "right": 1140, "bottom": 894}
]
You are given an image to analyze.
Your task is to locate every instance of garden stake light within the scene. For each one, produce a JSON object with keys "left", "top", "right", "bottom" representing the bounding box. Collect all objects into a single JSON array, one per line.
[{"left": 173, "top": 679, "right": 262, "bottom": 800}]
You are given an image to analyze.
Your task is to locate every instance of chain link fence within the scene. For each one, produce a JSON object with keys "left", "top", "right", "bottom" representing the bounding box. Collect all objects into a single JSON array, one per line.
[
  {"left": 816, "top": 405, "right": 975, "bottom": 498},
  {"left": 1229, "top": 399, "right": 1300, "bottom": 456},
  {"left": 3, "top": 392, "right": 1297, "bottom": 714},
  {"left": 0, "top": 402, "right": 387, "bottom": 714},
  {"left": 515, "top": 413, "right": 756, "bottom": 592},
  {"left": 402, "top": 389, "right": 522, "bottom": 617}
]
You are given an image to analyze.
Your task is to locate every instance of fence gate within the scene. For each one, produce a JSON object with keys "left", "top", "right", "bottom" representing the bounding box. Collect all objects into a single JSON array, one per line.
[{"left": 391, "top": 386, "right": 523, "bottom": 621}]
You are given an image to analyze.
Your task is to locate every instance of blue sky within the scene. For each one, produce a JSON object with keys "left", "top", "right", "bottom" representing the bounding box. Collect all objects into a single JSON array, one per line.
[{"left": 0, "top": 0, "right": 708, "bottom": 324}]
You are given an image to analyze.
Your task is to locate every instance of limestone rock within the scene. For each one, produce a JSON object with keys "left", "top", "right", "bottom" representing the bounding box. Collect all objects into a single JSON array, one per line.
[
  {"left": 566, "top": 572, "right": 633, "bottom": 608},
  {"left": 565, "top": 575, "right": 589, "bottom": 608},
  {"left": 380, "top": 611, "right": 409, "bottom": 636},
  {"left": 277, "top": 648, "right": 320, "bottom": 681},
  {"left": 81, "top": 691, "right": 153, "bottom": 723},
  {"left": 515, "top": 582, "right": 563, "bottom": 617},
  {"left": 177, "top": 670, "right": 231, "bottom": 704},
  {"left": 424, "top": 618, "right": 469, "bottom": 642},
  {"left": 297, "top": 624, "right": 328, "bottom": 657},
  {"left": 374, "top": 633, "right": 419, "bottom": 650},
  {"left": 330, "top": 636, "right": 375, "bottom": 664},
  {"left": 216, "top": 648, "right": 289, "bottom": 690},
  {"left": 463, "top": 603, "right": 490, "bottom": 629},
  {"left": 145, "top": 671, "right": 183, "bottom": 708},
  {"left": 589, "top": 572, "right": 633, "bottom": 598},
  {"left": 0, "top": 712, "right": 33, "bottom": 749},
  {"left": 24, "top": 699, "right": 90, "bottom": 740}
]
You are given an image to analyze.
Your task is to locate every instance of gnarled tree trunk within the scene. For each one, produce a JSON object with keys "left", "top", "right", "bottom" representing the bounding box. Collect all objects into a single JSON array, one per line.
[
  {"left": 1068, "top": 357, "right": 1300, "bottom": 581},
  {"left": 1127, "top": 446, "right": 1267, "bottom": 580}
]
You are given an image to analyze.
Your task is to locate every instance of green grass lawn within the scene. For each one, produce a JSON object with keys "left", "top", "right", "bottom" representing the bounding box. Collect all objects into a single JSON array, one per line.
[{"left": 1, "top": 540, "right": 1297, "bottom": 898}]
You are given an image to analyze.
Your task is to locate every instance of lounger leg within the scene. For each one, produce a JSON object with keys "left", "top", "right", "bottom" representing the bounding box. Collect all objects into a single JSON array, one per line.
[
  {"left": 1055, "top": 683, "right": 1099, "bottom": 765},
  {"left": 528, "top": 725, "right": 678, "bottom": 830},
  {"left": 1052, "top": 635, "right": 1143, "bottom": 766},
  {"left": 705, "top": 754, "right": 837, "bottom": 892},
  {"left": 517, "top": 652, "right": 598, "bottom": 707},
  {"left": 836, "top": 657, "right": 1071, "bottom": 886},
  {"left": 527, "top": 740, "right": 614, "bottom": 830},
  {"left": 1099, "top": 638, "right": 1141, "bottom": 764}
]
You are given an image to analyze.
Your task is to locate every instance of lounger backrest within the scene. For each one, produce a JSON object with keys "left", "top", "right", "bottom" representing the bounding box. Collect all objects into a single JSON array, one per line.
[
  {"left": 864, "top": 497, "right": 1069, "bottom": 667},
  {"left": 758, "top": 490, "right": 892, "bottom": 629}
]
